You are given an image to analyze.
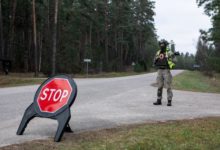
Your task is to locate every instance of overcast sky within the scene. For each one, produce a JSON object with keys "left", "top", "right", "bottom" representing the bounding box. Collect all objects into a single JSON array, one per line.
[{"left": 154, "top": 0, "right": 211, "bottom": 54}]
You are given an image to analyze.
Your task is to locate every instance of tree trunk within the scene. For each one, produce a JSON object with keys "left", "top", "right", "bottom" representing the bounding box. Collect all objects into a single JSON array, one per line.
[
  {"left": 79, "top": 32, "right": 86, "bottom": 67},
  {"left": 104, "top": 0, "right": 109, "bottom": 70},
  {"left": 24, "top": 27, "right": 30, "bottom": 73},
  {"left": 32, "top": 0, "right": 38, "bottom": 76},
  {"left": 51, "top": 0, "right": 59, "bottom": 75},
  {"left": 139, "top": 31, "right": 142, "bottom": 59},
  {"left": 24, "top": 1, "right": 31, "bottom": 73},
  {"left": 124, "top": 43, "right": 129, "bottom": 64},
  {"left": 41, "top": 0, "right": 51, "bottom": 75},
  {"left": 120, "top": 31, "right": 123, "bottom": 70},
  {"left": 7, "top": 0, "right": 17, "bottom": 59},
  {"left": 114, "top": 30, "right": 117, "bottom": 56},
  {"left": 0, "top": 0, "right": 4, "bottom": 57},
  {"left": 39, "top": 31, "right": 43, "bottom": 72},
  {"left": 89, "top": 22, "right": 92, "bottom": 51}
]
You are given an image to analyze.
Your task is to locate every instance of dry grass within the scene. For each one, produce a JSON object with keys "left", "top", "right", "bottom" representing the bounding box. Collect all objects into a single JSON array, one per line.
[
  {"left": 0, "top": 71, "right": 149, "bottom": 87},
  {"left": 0, "top": 73, "right": 45, "bottom": 87},
  {"left": 1, "top": 117, "right": 220, "bottom": 150}
]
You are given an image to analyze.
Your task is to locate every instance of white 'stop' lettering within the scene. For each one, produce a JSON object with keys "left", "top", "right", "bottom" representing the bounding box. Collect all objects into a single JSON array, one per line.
[
  {"left": 40, "top": 88, "right": 49, "bottom": 100},
  {"left": 40, "top": 88, "right": 69, "bottom": 102}
]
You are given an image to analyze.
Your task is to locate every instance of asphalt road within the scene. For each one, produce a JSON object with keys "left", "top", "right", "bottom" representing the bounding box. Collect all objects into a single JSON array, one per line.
[{"left": 0, "top": 70, "right": 220, "bottom": 147}]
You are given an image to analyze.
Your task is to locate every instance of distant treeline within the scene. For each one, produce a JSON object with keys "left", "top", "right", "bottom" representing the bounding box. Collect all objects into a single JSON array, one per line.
[
  {"left": 175, "top": 52, "right": 195, "bottom": 70},
  {"left": 0, "top": 0, "right": 159, "bottom": 75}
]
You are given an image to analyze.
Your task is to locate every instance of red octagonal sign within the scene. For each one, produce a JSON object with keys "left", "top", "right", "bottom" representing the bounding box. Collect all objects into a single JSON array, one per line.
[{"left": 37, "top": 78, "right": 72, "bottom": 113}]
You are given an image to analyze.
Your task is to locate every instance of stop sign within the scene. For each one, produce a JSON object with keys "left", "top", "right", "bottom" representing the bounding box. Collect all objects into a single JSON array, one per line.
[
  {"left": 37, "top": 78, "right": 72, "bottom": 113},
  {"left": 33, "top": 75, "right": 77, "bottom": 117},
  {"left": 17, "top": 74, "right": 77, "bottom": 142}
]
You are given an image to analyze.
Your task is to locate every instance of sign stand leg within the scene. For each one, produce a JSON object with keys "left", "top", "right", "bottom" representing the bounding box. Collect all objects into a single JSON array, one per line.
[
  {"left": 16, "top": 104, "right": 73, "bottom": 142},
  {"left": 64, "top": 123, "right": 73, "bottom": 133},
  {"left": 16, "top": 103, "right": 37, "bottom": 135},
  {"left": 54, "top": 108, "right": 71, "bottom": 142}
]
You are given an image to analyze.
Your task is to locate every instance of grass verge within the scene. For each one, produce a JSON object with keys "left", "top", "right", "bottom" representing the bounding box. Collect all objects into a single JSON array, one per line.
[
  {"left": 0, "top": 74, "right": 46, "bottom": 87},
  {"left": 73, "top": 71, "right": 154, "bottom": 78},
  {"left": 172, "top": 71, "right": 220, "bottom": 93},
  {"left": 0, "top": 71, "right": 151, "bottom": 87},
  {"left": 1, "top": 117, "right": 220, "bottom": 150}
]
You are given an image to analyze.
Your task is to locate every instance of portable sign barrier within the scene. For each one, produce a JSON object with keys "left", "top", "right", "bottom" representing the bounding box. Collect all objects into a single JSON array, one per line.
[{"left": 16, "top": 75, "right": 77, "bottom": 142}]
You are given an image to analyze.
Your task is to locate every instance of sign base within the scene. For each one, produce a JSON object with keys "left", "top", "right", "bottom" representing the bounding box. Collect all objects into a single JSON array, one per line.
[
  {"left": 17, "top": 75, "right": 77, "bottom": 142},
  {"left": 16, "top": 103, "right": 72, "bottom": 142}
]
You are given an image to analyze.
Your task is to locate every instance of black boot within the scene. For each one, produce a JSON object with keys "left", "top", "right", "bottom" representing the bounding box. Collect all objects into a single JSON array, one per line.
[
  {"left": 167, "top": 100, "right": 172, "bottom": 106},
  {"left": 153, "top": 99, "right": 162, "bottom": 105}
]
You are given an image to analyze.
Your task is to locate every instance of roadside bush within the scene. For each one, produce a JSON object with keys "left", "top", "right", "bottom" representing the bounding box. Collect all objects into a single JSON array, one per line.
[{"left": 134, "top": 61, "right": 147, "bottom": 72}]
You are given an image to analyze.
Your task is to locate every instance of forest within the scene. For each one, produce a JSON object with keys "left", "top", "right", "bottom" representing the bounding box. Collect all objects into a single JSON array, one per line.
[
  {"left": 196, "top": 0, "right": 220, "bottom": 73},
  {"left": 0, "top": 0, "right": 219, "bottom": 76},
  {"left": 0, "top": 0, "right": 160, "bottom": 76}
]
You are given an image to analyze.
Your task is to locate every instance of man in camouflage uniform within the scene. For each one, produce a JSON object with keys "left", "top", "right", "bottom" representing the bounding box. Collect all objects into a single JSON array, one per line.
[{"left": 153, "top": 39, "right": 176, "bottom": 106}]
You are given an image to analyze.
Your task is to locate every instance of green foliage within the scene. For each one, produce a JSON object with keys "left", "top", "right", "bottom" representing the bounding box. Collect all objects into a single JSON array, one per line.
[
  {"left": 195, "top": 33, "right": 220, "bottom": 73},
  {"left": 56, "top": 0, "right": 158, "bottom": 73},
  {"left": 195, "top": 37, "right": 209, "bottom": 71},
  {"left": 0, "top": 0, "right": 158, "bottom": 74},
  {"left": 207, "top": 57, "right": 220, "bottom": 72},
  {"left": 175, "top": 52, "right": 195, "bottom": 70},
  {"left": 197, "top": 0, "right": 220, "bottom": 55},
  {"left": 133, "top": 61, "right": 147, "bottom": 72}
]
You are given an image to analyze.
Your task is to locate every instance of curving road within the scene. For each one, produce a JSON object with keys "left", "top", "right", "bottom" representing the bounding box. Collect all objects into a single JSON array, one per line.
[{"left": 0, "top": 70, "right": 220, "bottom": 147}]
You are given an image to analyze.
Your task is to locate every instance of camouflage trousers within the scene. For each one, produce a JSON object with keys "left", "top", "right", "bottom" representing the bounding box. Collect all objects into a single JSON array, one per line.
[{"left": 157, "top": 69, "right": 173, "bottom": 101}]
